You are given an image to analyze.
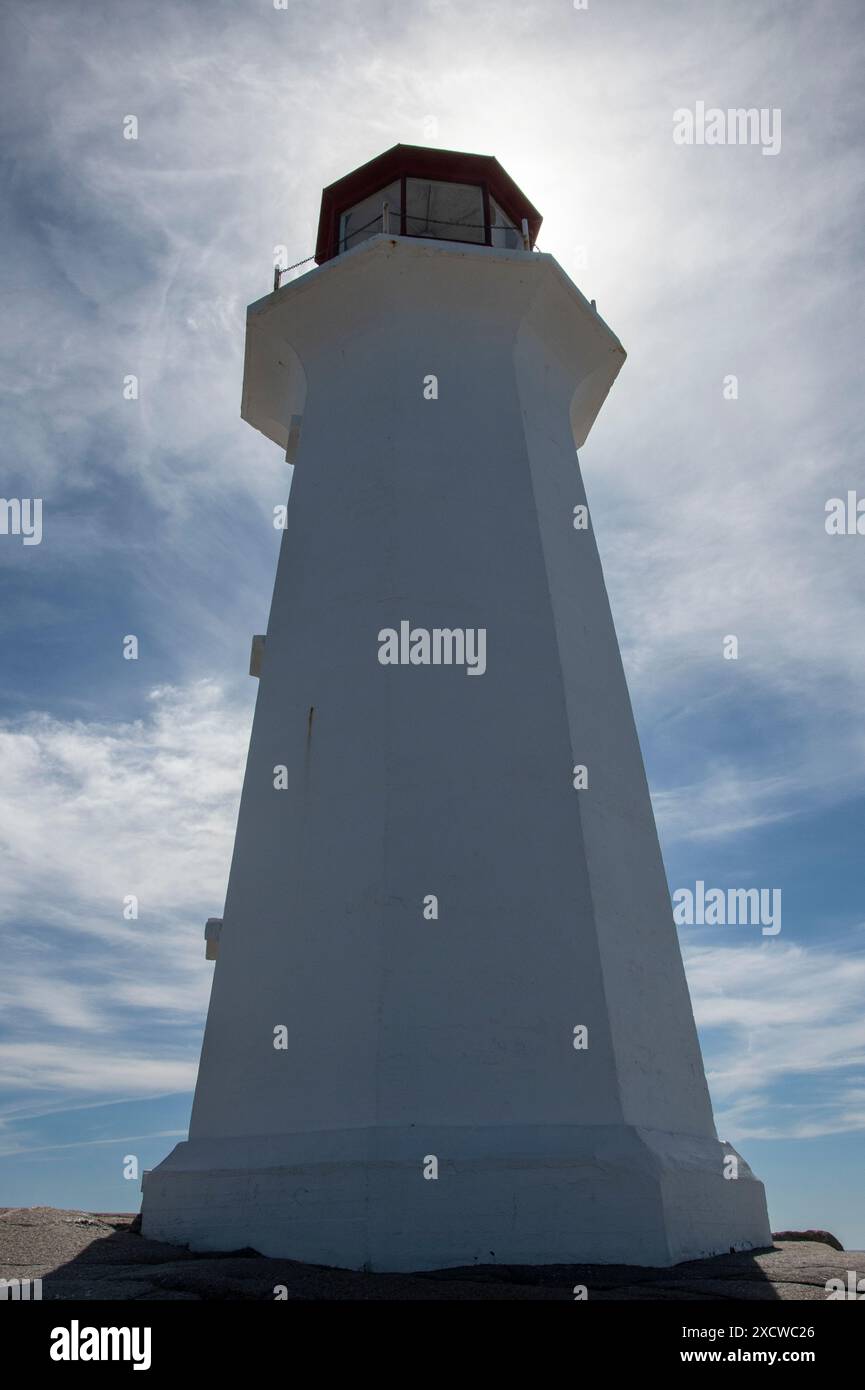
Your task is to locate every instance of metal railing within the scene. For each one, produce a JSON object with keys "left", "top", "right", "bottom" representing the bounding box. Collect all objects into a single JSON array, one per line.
[{"left": 273, "top": 202, "right": 536, "bottom": 292}]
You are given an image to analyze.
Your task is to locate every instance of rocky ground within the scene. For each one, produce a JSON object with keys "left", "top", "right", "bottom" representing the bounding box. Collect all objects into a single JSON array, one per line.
[{"left": 0, "top": 1207, "right": 857, "bottom": 1300}]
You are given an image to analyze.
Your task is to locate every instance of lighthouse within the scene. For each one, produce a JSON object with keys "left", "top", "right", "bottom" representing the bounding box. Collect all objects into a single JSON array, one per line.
[{"left": 140, "top": 145, "right": 771, "bottom": 1271}]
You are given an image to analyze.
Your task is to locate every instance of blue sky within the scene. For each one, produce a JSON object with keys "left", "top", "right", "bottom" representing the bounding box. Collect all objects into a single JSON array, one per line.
[{"left": 1, "top": 0, "right": 864, "bottom": 1248}]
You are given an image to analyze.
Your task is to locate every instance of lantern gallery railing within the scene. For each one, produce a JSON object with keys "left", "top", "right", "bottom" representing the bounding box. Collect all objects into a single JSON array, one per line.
[
  {"left": 338, "top": 201, "right": 532, "bottom": 254},
  {"left": 273, "top": 202, "right": 534, "bottom": 291}
]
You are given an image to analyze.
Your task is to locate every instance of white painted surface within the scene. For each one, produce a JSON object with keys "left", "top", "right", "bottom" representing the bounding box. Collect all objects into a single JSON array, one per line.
[{"left": 141, "top": 235, "right": 770, "bottom": 1269}]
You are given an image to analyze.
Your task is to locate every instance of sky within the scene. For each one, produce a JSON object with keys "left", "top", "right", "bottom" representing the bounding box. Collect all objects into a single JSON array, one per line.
[{"left": 0, "top": 0, "right": 863, "bottom": 1249}]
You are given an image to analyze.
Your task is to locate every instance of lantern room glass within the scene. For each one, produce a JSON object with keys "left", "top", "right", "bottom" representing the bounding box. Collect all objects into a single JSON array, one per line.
[
  {"left": 404, "top": 178, "right": 485, "bottom": 243},
  {"left": 490, "top": 196, "right": 520, "bottom": 250},
  {"left": 339, "top": 180, "right": 402, "bottom": 252},
  {"left": 336, "top": 176, "right": 526, "bottom": 256}
]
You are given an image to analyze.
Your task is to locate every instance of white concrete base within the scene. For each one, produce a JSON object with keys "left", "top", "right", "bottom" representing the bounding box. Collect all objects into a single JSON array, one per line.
[{"left": 141, "top": 1125, "right": 771, "bottom": 1271}]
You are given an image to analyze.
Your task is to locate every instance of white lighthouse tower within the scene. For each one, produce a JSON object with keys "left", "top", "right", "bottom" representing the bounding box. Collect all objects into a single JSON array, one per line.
[{"left": 141, "top": 145, "right": 771, "bottom": 1270}]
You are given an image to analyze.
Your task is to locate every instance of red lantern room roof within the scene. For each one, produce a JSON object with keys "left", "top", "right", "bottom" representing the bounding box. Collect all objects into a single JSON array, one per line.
[{"left": 315, "top": 143, "right": 543, "bottom": 265}]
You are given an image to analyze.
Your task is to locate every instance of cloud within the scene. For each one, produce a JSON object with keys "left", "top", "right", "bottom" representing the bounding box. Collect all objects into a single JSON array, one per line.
[
  {"left": 0, "top": 1046, "right": 197, "bottom": 1102},
  {"left": 0, "top": 682, "right": 247, "bottom": 1114},
  {"left": 0, "top": 1129, "right": 188, "bottom": 1159},
  {"left": 651, "top": 759, "right": 864, "bottom": 844},
  {"left": 685, "top": 941, "right": 865, "bottom": 1140},
  {"left": 0, "top": 680, "right": 246, "bottom": 930}
]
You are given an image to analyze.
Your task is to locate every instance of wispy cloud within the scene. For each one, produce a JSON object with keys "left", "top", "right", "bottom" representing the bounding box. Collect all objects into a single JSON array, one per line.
[
  {"left": 686, "top": 942, "right": 865, "bottom": 1139},
  {"left": 0, "top": 1130, "right": 188, "bottom": 1159},
  {"left": 0, "top": 680, "right": 246, "bottom": 931},
  {"left": 0, "top": 682, "right": 246, "bottom": 1117}
]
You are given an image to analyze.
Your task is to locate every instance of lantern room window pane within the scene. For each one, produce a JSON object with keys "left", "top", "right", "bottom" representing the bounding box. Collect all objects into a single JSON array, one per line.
[
  {"left": 339, "top": 181, "right": 402, "bottom": 253},
  {"left": 490, "top": 197, "right": 521, "bottom": 250},
  {"left": 405, "top": 178, "right": 485, "bottom": 243}
]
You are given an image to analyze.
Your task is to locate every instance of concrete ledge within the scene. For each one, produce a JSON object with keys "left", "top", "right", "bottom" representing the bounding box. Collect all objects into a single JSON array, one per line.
[{"left": 140, "top": 1124, "right": 770, "bottom": 1271}]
